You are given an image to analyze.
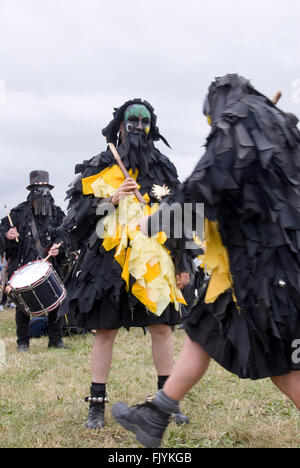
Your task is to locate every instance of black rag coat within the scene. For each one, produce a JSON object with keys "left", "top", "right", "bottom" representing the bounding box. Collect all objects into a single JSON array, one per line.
[{"left": 149, "top": 93, "right": 300, "bottom": 379}]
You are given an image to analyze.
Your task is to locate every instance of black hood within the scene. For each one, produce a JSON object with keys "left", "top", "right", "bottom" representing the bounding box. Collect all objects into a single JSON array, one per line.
[
  {"left": 203, "top": 74, "right": 274, "bottom": 125},
  {"left": 102, "top": 98, "right": 171, "bottom": 148}
]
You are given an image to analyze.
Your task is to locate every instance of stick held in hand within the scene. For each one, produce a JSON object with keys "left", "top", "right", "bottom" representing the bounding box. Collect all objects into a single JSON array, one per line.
[
  {"left": 3, "top": 204, "right": 19, "bottom": 243},
  {"left": 108, "top": 143, "right": 146, "bottom": 205},
  {"left": 44, "top": 242, "right": 63, "bottom": 262}
]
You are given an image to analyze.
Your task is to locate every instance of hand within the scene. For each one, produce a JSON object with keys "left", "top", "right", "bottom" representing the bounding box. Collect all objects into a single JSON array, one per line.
[
  {"left": 111, "top": 178, "right": 138, "bottom": 206},
  {"left": 5, "top": 285, "right": 12, "bottom": 295},
  {"left": 5, "top": 227, "right": 19, "bottom": 241},
  {"left": 48, "top": 243, "right": 60, "bottom": 258},
  {"left": 139, "top": 216, "right": 150, "bottom": 236},
  {"left": 176, "top": 272, "right": 190, "bottom": 289}
]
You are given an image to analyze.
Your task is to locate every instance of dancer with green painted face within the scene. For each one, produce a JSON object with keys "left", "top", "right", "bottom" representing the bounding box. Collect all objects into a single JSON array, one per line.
[{"left": 60, "top": 98, "right": 201, "bottom": 430}]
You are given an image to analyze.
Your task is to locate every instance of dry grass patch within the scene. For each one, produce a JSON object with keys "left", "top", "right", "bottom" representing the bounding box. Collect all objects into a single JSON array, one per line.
[{"left": 0, "top": 308, "right": 299, "bottom": 448}]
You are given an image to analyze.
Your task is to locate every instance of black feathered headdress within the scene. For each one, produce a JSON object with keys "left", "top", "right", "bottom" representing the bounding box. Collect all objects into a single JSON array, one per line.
[
  {"left": 203, "top": 74, "right": 274, "bottom": 125},
  {"left": 102, "top": 98, "right": 171, "bottom": 148}
]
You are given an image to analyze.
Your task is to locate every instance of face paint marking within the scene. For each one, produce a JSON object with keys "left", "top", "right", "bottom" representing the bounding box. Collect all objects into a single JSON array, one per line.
[{"left": 124, "top": 104, "right": 151, "bottom": 135}]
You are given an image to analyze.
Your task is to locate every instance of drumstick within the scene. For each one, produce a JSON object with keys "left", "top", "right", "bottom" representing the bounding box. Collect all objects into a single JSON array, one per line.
[
  {"left": 272, "top": 91, "right": 282, "bottom": 105},
  {"left": 108, "top": 143, "right": 146, "bottom": 205},
  {"left": 44, "top": 242, "right": 63, "bottom": 262},
  {"left": 3, "top": 204, "right": 19, "bottom": 243}
]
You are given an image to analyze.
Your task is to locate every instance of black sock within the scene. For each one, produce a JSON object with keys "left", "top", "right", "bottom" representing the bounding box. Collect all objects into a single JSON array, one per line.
[
  {"left": 157, "top": 375, "right": 169, "bottom": 390},
  {"left": 91, "top": 382, "right": 106, "bottom": 397}
]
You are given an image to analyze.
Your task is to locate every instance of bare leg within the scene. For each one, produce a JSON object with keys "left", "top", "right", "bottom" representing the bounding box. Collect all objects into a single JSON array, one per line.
[
  {"left": 91, "top": 329, "right": 119, "bottom": 383},
  {"left": 148, "top": 324, "right": 174, "bottom": 376},
  {"left": 163, "top": 335, "right": 211, "bottom": 401},
  {"left": 270, "top": 371, "right": 300, "bottom": 410}
]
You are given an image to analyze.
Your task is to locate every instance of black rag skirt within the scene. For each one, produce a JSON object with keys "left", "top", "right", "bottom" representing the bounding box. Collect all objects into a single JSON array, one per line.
[
  {"left": 74, "top": 289, "right": 182, "bottom": 331},
  {"left": 184, "top": 291, "right": 300, "bottom": 380}
]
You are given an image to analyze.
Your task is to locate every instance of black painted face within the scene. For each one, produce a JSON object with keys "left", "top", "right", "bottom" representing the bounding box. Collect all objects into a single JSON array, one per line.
[{"left": 123, "top": 104, "right": 151, "bottom": 137}]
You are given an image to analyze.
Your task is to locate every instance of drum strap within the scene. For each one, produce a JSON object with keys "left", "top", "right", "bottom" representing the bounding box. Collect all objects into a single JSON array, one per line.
[{"left": 30, "top": 212, "right": 47, "bottom": 258}]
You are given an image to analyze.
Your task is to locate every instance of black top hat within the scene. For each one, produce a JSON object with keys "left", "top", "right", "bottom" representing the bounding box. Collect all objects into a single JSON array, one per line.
[{"left": 26, "top": 170, "right": 54, "bottom": 190}]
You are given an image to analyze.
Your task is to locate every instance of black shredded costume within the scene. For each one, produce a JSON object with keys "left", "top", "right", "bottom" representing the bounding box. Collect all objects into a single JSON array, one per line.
[
  {"left": 0, "top": 175, "right": 68, "bottom": 347},
  {"left": 148, "top": 75, "right": 300, "bottom": 380},
  {"left": 59, "top": 99, "right": 199, "bottom": 331}
]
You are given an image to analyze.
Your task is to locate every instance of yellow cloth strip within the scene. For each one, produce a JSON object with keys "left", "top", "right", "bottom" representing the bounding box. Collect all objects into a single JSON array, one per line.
[
  {"left": 82, "top": 166, "right": 139, "bottom": 196},
  {"left": 199, "top": 219, "right": 233, "bottom": 303},
  {"left": 82, "top": 165, "right": 185, "bottom": 315}
]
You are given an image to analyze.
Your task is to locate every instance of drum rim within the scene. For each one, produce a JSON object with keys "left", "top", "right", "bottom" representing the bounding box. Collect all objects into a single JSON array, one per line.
[
  {"left": 21, "top": 288, "right": 67, "bottom": 317},
  {"left": 8, "top": 260, "right": 52, "bottom": 290},
  {"left": 8, "top": 260, "right": 67, "bottom": 317}
]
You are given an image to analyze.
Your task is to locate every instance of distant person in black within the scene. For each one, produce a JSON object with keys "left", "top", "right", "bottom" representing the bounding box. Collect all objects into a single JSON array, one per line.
[{"left": 0, "top": 170, "right": 68, "bottom": 352}]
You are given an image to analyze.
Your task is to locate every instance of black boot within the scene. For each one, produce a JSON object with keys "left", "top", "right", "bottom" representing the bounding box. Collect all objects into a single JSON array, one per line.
[
  {"left": 157, "top": 375, "right": 189, "bottom": 426},
  {"left": 85, "top": 383, "right": 108, "bottom": 429},
  {"left": 112, "top": 396, "right": 171, "bottom": 448},
  {"left": 17, "top": 343, "right": 29, "bottom": 353},
  {"left": 48, "top": 341, "right": 69, "bottom": 349}
]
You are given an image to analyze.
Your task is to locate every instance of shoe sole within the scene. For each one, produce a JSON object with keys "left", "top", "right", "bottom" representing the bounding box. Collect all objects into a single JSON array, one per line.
[
  {"left": 85, "top": 422, "right": 105, "bottom": 429},
  {"left": 112, "top": 404, "right": 161, "bottom": 448},
  {"left": 172, "top": 413, "right": 190, "bottom": 425}
]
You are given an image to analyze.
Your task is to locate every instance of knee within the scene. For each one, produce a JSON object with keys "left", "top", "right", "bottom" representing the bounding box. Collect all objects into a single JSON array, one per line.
[
  {"left": 271, "top": 373, "right": 300, "bottom": 406},
  {"left": 148, "top": 324, "right": 172, "bottom": 340},
  {"left": 95, "top": 328, "right": 118, "bottom": 344}
]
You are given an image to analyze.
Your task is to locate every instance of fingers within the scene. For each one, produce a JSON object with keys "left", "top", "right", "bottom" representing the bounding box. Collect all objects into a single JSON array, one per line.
[
  {"left": 5, "top": 228, "right": 19, "bottom": 241},
  {"left": 176, "top": 272, "right": 190, "bottom": 289},
  {"left": 120, "top": 178, "right": 138, "bottom": 191},
  {"left": 49, "top": 251, "right": 59, "bottom": 257},
  {"left": 48, "top": 243, "right": 60, "bottom": 257},
  {"left": 111, "top": 191, "right": 133, "bottom": 205},
  {"left": 111, "top": 179, "right": 138, "bottom": 206},
  {"left": 118, "top": 190, "right": 134, "bottom": 197},
  {"left": 49, "top": 250, "right": 59, "bottom": 257}
]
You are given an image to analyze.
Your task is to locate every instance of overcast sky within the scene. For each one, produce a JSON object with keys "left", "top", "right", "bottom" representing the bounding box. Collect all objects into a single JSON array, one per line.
[{"left": 0, "top": 0, "right": 300, "bottom": 219}]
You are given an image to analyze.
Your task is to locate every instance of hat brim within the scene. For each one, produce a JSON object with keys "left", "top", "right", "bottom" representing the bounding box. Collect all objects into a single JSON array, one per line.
[{"left": 26, "top": 182, "right": 54, "bottom": 191}]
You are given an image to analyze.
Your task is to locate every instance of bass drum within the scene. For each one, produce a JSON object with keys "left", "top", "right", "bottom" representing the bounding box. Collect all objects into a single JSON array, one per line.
[{"left": 8, "top": 260, "right": 67, "bottom": 317}]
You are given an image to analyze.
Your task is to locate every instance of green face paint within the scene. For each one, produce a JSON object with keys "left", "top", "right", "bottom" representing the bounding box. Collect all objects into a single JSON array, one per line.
[
  {"left": 124, "top": 104, "right": 151, "bottom": 136},
  {"left": 125, "top": 104, "right": 151, "bottom": 121}
]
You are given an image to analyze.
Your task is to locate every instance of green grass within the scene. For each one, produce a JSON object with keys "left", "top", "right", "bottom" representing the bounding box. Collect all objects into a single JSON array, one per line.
[{"left": 0, "top": 308, "right": 299, "bottom": 448}]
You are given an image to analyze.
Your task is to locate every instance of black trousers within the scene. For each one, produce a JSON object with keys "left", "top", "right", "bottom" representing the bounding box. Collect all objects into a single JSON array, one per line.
[{"left": 15, "top": 307, "right": 63, "bottom": 346}]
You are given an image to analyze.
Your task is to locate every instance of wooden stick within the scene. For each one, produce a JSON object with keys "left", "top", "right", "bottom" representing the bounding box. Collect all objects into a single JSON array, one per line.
[
  {"left": 272, "top": 91, "right": 282, "bottom": 105},
  {"left": 4, "top": 204, "right": 19, "bottom": 243},
  {"left": 44, "top": 242, "right": 63, "bottom": 262},
  {"left": 108, "top": 143, "right": 146, "bottom": 205}
]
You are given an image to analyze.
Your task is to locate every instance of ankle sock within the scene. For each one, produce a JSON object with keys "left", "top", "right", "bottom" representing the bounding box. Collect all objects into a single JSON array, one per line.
[
  {"left": 153, "top": 389, "right": 179, "bottom": 415},
  {"left": 91, "top": 382, "right": 106, "bottom": 397}
]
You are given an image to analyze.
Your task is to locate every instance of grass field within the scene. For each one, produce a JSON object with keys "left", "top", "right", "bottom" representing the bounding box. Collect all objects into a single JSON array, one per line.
[{"left": 0, "top": 307, "right": 299, "bottom": 448}]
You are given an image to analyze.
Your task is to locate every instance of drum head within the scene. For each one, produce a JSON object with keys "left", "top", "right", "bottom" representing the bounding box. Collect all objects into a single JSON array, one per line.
[{"left": 9, "top": 260, "right": 50, "bottom": 289}]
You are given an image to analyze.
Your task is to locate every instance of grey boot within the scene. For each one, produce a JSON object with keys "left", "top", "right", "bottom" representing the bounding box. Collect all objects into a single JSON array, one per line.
[{"left": 112, "top": 397, "right": 170, "bottom": 448}]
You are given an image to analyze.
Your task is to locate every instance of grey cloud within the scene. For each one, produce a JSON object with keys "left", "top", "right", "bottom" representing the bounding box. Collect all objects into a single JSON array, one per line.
[{"left": 0, "top": 0, "right": 300, "bottom": 213}]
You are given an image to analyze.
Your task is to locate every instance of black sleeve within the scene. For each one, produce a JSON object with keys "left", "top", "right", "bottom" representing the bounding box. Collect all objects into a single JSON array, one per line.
[
  {"left": 62, "top": 157, "right": 114, "bottom": 251},
  {"left": 0, "top": 215, "right": 20, "bottom": 259}
]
